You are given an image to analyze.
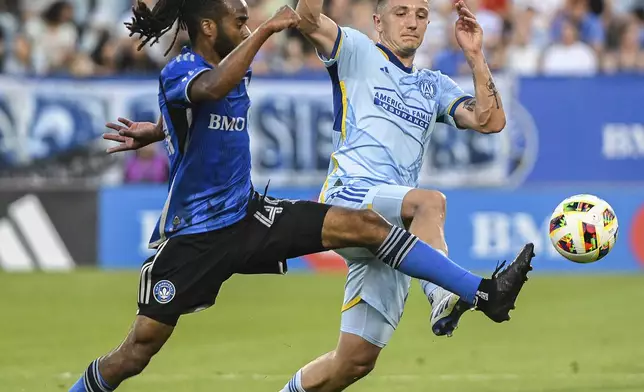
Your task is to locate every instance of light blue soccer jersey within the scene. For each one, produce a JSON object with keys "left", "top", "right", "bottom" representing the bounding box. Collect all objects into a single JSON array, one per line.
[
  {"left": 319, "top": 26, "right": 472, "bottom": 196},
  {"left": 318, "top": 27, "right": 472, "bottom": 327}
]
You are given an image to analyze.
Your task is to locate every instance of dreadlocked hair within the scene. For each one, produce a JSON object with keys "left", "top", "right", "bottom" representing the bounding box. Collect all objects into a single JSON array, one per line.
[{"left": 126, "top": 0, "right": 224, "bottom": 56}]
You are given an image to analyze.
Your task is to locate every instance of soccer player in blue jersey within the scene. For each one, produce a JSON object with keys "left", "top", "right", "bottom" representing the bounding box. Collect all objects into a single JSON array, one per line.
[
  {"left": 276, "top": 0, "right": 535, "bottom": 391},
  {"left": 70, "top": 0, "right": 533, "bottom": 391}
]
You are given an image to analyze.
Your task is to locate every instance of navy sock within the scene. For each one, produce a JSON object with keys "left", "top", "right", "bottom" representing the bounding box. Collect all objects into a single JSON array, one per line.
[
  {"left": 69, "top": 358, "right": 115, "bottom": 392},
  {"left": 376, "top": 227, "right": 482, "bottom": 304}
]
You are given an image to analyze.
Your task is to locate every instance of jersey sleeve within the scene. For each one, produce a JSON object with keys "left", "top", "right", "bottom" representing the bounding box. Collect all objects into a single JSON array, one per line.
[
  {"left": 317, "top": 26, "right": 373, "bottom": 70},
  {"left": 436, "top": 72, "right": 473, "bottom": 129},
  {"left": 160, "top": 54, "right": 211, "bottom": 107}
]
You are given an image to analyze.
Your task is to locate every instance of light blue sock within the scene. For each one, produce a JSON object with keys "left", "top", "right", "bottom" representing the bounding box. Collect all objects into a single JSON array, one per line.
[
  {"left": 280, "top": 369, "right": 306, "bottom": 392},
  {"left": 69, "top": 358, "right": 115, "bottom": 392},
  {"left": 376, "top": 227, "right": 482, "bottom": 304}
]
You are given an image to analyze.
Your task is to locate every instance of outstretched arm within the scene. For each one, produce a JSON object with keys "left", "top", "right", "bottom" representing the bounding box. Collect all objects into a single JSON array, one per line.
[
  {"left": 451, "top": 1, "right": 506, "bottom": 134},
  {"left": 295, "top": 0, "right": 340, "bottom": 59},
  {"left": 190, "top": 6, "right": 300, "bottom": 102}
]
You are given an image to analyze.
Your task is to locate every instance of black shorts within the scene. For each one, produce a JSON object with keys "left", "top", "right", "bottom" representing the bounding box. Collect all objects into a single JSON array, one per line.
[{"left": 137, "top": 192, "right": 330, "bottom": 326}]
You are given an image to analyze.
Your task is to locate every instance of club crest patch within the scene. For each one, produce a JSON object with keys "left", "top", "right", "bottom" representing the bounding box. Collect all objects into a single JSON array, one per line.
[
  {"left": 153, "top": 280, "right": 176, "bottom": 304},
  {"left": 417, "top": 78, "right": 437, "bottom": 99}
]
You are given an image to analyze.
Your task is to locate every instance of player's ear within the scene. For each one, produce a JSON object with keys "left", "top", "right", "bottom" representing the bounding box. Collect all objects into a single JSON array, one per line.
[
  {"left": 374, "top": 14, "right": 383, "bottom": 33},
  {"left": 201, "top": 19, "right": 216, "bottom": 38}
]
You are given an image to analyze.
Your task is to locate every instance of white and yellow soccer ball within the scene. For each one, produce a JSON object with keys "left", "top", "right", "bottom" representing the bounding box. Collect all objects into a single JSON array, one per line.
[{"left": 549, "top": 194, "right": 619, "bottom": 263}]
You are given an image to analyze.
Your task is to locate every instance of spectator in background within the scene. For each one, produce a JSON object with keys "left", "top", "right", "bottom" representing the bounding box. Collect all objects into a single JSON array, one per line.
[
  {"left": 0, "top": 0, "right": 19, "bottom": 47},
  {"left": 457, "top": 0, "right": 506, "bottom": 70},
  {"left": 350, "top": 0, "right": 378, "bottom": 40},
  {"left": 0, "top": 0, "right": 19, "bottom": 15},
  {"left": 514, "top": 0, "right": 565, "bottom": 20},
  {"left": 281, "top": 36, "right": 305, "bottom": 73},
  {"left": 466, "top": 0, "right": 504, "bottom": 51},
  {"left": 611, "top": 0, "right": 644, "bottom": 15},
  {"left": 24, "top": 1, "right": 77, "bottom": 75},
  {"left": 113, "top": 0, "right": 183, "bottom": 70},
  {"left": 124, "top": 144, "right": 168, "bottom": 184},
  {"left": 3, "top": 33, "right": 30, "bottom": 74},
  {"left": 615, "top": 20, "right": 644, "bottom": 72},
  {"left": 113, "top": 39, "right": 160, "bottom": 75},
  {"left": 551, "top": 0, "right": 605, "bottom": 52},
  {"left": 481, "top": 0, "right": 508, "bottom": 14},
  {"left": 327, "top": 0, "right": 352, "bottom": 26},
  {"left": 542, "top": 18, "right": 598, "bottom": 75},
  {"left": 432, "top": 25, "right": 469, "bottom": 75},
  {"left": 425, "top": 0, "right": 503, "bottom": 72},
  {"left": 0, "top": 0, "right": 639, "bottom": 77},
  {"left": 302, "top": 42, "right": 326, "bottom": 71},
  {"left": 505, "top": 7, "right": 541, "bottom": 75},
  {"left": 416, "top": 0, "right": 451, "bottom": 67},
  {"left": 247, "top": 0, "right": 277, "bottom": 74},
  {"left": 0, "top": 27, "right": 5, "bottom": 72}
]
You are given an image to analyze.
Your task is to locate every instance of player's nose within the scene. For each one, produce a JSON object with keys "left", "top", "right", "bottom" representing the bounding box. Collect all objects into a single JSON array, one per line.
[{"left": 404, "top": 17, "right": 418, "bottom": 30}]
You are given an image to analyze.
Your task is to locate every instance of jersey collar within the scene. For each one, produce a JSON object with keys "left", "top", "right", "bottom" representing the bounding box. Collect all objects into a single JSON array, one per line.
[{"left": 375, "top": 43, "right": 415, "bottom": 74}]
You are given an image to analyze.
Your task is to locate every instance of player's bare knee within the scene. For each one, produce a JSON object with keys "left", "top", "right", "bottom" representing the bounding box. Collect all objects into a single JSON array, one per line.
[
  {"left": 335, "top": 354, "right": 377, "bottom": 381},
  {"left": 348, "top": 361, "right": 376, "bottom": 380},
  {"left": 405, "top": 190, "right": 446, "bottom": 223}
]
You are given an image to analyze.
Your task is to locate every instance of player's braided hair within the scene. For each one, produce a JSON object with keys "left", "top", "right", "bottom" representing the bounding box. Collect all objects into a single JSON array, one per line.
[{"left": 126, "top": 0, "right": 227, "bottom": 56}]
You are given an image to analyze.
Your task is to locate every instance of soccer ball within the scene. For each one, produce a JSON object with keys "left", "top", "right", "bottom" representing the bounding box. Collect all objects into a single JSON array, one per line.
[{"left": 549, "top": 194, "right": 619, "bottom": 263}]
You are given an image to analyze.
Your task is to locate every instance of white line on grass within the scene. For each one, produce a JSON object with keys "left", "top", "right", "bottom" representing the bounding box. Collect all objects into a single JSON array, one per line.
[{"left": 58, "top": 372, "right": 644, "bottom": 383}]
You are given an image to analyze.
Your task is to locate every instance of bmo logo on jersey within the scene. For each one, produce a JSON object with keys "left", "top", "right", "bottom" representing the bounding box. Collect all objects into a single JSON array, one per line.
[{"left": 208, "top": 114, "right": 246, "bottom": 132}]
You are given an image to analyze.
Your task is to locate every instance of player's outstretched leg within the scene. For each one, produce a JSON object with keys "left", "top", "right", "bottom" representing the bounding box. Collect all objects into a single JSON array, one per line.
[
  {"left": 280, "top": 334, "right": 380, "bottom": 392},
  {"left": 69, "top": 316, "right": 173, "bottom": 391},
  {"left": 398, "top": 189, "right": 473, "bottom": 336},
  {"left": 280, "top": 303, "right": 387, "bottom": 392},
  {"left": 319, "top": 206, "right": 534, "bottom": 323}
]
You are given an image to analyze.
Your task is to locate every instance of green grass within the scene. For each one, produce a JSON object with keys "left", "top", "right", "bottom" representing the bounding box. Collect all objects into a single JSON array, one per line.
[{"left": 1, "top": 272, "right": 643, "bottom": 392}]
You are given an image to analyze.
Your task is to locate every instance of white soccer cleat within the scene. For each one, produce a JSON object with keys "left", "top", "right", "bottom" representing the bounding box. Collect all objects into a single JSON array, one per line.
[{"left": 430, "top": 290, "right": 472, "bottom": 337}]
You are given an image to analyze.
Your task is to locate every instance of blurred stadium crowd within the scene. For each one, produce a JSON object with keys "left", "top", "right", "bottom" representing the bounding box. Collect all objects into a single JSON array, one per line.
[{"left": 0, "top": 0, "right": 641, "bottom": 77}]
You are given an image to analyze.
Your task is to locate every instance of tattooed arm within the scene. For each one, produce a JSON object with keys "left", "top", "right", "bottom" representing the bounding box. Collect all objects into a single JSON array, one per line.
[
  {"left": 453, "top": 56, "right": 506, "bottom": 133},
  {"left": 451, "top": 0, "right": 506, "bottom": 134}
]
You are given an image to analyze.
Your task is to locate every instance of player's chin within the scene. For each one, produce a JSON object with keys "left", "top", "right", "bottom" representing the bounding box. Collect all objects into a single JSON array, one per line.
[
  {"left": 400, "top": 37, "right": 422, "bottom": 50},
  {"left": 399, "top": 41, "right": 421, "bottom": 55}
]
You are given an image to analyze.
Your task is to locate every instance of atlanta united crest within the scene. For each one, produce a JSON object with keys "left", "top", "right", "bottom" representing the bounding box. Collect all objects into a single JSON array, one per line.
[
  {"left": 417, "top": 78, "right": 437, "bottom": 99},
  {"left": 153, "top": 280, "right": 176, "bottom": 304}
]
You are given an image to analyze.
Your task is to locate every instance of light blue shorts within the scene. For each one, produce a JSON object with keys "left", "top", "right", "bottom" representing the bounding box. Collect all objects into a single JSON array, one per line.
[
  {"left": 323, "top": 184, "right": 414, "bottom": 348},
  {"left": 340, "top": 300, "right": 395, "bottom": 348}
]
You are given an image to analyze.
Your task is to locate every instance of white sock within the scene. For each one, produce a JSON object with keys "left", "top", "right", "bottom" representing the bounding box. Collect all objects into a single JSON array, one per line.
[
  {"left": 421, "top": 280, "right": 440, "bottom": 305},
  {"left": 420, "top": 249, "right": 448, "bottom": 306},
  {"left": 280, "top": 370, "right": 306, "bottom": 392}
]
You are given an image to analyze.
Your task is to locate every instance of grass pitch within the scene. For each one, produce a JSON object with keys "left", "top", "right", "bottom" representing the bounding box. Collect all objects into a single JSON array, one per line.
[{"left": 1, "top": 272, "right": 643, "bottom": 392}]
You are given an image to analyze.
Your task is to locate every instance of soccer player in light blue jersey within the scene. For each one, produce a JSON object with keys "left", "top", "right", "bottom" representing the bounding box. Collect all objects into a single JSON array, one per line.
[{"left": 279, "top": 1, "right": 535, "bottom": 391}]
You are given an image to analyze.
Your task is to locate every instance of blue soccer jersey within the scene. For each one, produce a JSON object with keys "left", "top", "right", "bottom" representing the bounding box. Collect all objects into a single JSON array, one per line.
[{"left": 149, "top": 47, "right": 253, "bottom": 248}]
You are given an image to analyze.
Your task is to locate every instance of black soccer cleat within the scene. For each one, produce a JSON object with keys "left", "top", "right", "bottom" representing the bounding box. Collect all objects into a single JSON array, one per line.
[{"left": 474, "top": 243, "right": 535, "bottom": 323}]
